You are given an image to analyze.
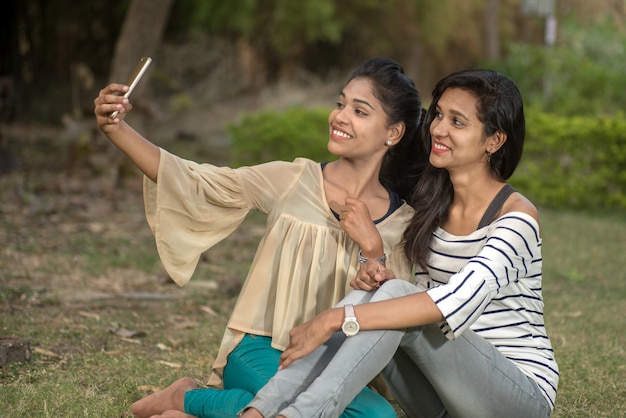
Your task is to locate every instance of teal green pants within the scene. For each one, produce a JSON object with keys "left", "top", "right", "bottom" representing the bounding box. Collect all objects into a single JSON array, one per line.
[{"left": 184, "top": 334, "right": 396, "bottom": 418}]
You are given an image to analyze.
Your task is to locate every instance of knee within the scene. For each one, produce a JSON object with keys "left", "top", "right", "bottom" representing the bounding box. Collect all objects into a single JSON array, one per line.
[{"left": 374, "top": 279, "right": 416, "bottom": 301}]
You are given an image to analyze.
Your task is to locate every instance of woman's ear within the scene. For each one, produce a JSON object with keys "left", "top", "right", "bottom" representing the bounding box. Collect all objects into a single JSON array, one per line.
[
  {"left": 387, "top": 122, "right": 406, "bottom": 145},
  {"left": 487, "top": 130, "right": 507, "bottom": 153}
]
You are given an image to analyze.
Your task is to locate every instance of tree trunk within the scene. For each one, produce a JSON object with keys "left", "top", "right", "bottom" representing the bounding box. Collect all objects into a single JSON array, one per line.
[
  {"left": 99, "top": 0, "right": 173, "bottom": 207},
  {"left": 485, "top": 0, "right": 500, "bottom": 61},
  {"left": 108, "top": 0, "right": 174, "bottom": 88}
]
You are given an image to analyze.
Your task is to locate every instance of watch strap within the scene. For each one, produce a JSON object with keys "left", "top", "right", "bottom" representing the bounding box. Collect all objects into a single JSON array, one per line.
[{"left": 344, "top": 304, "right": 355, "bottom": 319}]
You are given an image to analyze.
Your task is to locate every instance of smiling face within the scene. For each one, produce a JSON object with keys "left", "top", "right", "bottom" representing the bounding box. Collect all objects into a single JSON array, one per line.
[
  {"left": 429, "top": 87, "right": 502, "bottom": 174},
  {"left": 327, "top": 77, "right": 402, "bottom": 161}
]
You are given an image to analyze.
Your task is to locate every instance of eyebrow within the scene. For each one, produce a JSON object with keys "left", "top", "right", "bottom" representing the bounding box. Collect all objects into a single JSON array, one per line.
[
  {"left": 437, "top": 105, "right": 470, "bottom": 121},
  {"left": 339, "top": 91, "right": 376, "bottom": 111}
]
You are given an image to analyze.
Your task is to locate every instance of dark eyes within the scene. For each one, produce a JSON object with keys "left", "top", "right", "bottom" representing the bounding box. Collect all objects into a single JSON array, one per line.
[
  {"left": 335, "top": 102, "right": 367, "bottom": 116},
  {"left": 434, "top": 110, "right": 464, "bottom": 127}
]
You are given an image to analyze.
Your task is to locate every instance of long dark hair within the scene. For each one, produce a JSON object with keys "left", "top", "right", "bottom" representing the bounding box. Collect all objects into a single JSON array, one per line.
[
  {"left": 403, "top": 69, "right": 526, "bottom": 268},
  {"left": 345, "top": 57, "right": 428, "bottom": 201}
]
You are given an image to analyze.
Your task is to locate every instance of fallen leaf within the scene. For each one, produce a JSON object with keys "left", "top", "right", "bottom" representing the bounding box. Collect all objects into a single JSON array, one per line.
[
  {"left": 157, "top": 360, "right": 181, "bottom": 368},
  {"left": 108, "top": 323, "right": 146, "bottom": 338},
  {"left": 156, "top": 343, "right": 171, "bottom": 351},
  {"left": 118, "top": 336, "right": 141, "bottom": 345},
  {"left": 200, "top": 305, "right": 217, "bottom": 316},
  {"left": 104, "top": 349, "right": 128, "bottom": 356},
  {"left": 33, "top": 347, "right": 61, "bottom": 359},
  {"left": 78, "top": 310, "right": 101, "bottom": 320}
]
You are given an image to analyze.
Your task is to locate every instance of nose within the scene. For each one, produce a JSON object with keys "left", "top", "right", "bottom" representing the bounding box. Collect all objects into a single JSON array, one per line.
[
  {"left": 430, "top": 118, "right": 445, "bottom": 137},
  {"left": 334, "top": 107, "right": 350, "bottom": 125}
]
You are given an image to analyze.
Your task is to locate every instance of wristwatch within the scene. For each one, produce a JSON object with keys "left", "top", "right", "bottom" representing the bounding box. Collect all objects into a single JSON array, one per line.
[{"left": 341, "top": 304, "right": 360, "bottom": 337}]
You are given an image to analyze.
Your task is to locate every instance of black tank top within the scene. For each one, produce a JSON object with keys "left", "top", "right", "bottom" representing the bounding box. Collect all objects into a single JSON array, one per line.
[{"left": 476, "top": 184, "right": 516, "bottom": 230}]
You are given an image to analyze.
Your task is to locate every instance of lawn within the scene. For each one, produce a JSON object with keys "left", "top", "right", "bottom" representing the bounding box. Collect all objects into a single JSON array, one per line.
[{"left": 1, "top": 168, "right": 624, "bottom": 417}]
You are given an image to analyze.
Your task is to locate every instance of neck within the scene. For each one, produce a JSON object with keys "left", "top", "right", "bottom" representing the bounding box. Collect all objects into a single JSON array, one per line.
[
  {"left": 324, "top": 159, "right": 385, "bottom": 198},
  {"left": 448, "top": 169, "right": 504, "bottom": 210}
]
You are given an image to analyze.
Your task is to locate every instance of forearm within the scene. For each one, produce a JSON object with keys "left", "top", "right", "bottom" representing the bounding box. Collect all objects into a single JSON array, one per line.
[
  {"left": 329, "top": 291, "right": 444, "bottom": 332},
  {"left": 107, "top": 121, "right": 161, "bottom": 182},
  {"left": 358, "top": 233, "right": 384, "bottom": 259}
]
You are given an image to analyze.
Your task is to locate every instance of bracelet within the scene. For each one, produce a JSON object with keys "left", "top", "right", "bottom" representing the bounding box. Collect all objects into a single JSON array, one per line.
[{"left": 358, "top": 250, "right": 386, "bottom": 264}]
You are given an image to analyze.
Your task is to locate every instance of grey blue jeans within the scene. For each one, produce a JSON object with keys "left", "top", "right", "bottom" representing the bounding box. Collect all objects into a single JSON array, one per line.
[{"left": 245, "top": 280, "right": 551, "bottom": 418}]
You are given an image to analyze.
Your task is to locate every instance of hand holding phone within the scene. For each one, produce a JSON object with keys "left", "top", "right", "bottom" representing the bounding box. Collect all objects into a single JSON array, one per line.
[{"left": 109, "top": 56, "right": 152, "bottom": 119}]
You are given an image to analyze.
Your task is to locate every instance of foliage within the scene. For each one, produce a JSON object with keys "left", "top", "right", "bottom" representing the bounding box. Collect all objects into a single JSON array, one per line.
[
  {"left": 228, "top": 105, "right": 626, "bottom": 210},
  {"left": 169, "top": 0, "right": 342, "bottom": 43},
  {"left": 488, "top": 16, "right": 626, "bottom": 116},
  {"left": 511, "top": 108, "right": 626, "bottom": 209},
  {"left": 227, "top": 107, "right": 335, "bottom": 166},
  {"left": 164, "top": 0, "right": 507, "bottom": 79},
  {"left": 167, "top": 0, "right": 344, "bottom": 71}
]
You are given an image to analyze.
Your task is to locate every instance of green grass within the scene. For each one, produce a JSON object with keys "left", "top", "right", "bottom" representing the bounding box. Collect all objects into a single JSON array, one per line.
[
  {"left": 540, "top": 209, "right": 626, "bottom": 417},
  {"left": 1, "top": 194, "right": 625, "bottom": 416}
]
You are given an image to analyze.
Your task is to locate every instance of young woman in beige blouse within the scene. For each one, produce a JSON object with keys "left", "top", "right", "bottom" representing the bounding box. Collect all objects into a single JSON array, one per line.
[{"left": 93, "top": 57, "right": 426, "bottom": 418}]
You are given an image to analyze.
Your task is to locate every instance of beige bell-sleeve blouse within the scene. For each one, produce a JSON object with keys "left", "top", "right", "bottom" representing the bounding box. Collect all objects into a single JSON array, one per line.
[{"left": 143, "top": 149, "right": 415, "bottom": 387}]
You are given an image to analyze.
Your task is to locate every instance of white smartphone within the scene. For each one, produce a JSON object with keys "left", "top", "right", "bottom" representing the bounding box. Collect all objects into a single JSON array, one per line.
[{"left": 109, "top": 56, "right": 152, "bottom": 118}]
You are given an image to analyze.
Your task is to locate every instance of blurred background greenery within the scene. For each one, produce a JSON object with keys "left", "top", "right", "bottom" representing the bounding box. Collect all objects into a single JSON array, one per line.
[
  {"left": 1, "top": 0, "right": 625, "bottom": 209},
  {"left": 1, "top": 1, "right": 625, "bottom": 417},
  {"left": 2, "top": 0, "right": 626, "bottom": 119}
]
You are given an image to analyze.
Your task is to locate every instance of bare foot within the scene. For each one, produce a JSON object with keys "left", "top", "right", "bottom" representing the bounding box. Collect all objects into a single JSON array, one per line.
[
  {"left": 130, "top": 377, "right": 199, "bottom": 418},
  {"left": 240, "top": 409, "right": 288, "bottom": 418},
  {"left": 151, "top": 410, "right": 197, "bottom": 418},
  {"left": 239, "top": 408, "right": 264, "bottom": 418}
]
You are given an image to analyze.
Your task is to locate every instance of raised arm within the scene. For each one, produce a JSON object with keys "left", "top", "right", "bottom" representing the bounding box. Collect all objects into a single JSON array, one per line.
[{"left": 93, "top": 83, "right": 161, "bottom": 182}]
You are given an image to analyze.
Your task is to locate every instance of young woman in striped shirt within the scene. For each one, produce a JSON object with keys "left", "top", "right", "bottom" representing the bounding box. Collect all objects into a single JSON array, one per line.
[{"left": 241, "top": 69, "right": 559, "bottom": 418}]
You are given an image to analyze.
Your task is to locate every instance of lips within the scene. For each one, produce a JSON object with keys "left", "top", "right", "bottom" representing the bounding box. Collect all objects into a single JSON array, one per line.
[
  {"left": 431, "top": 141, "right": 450, "bottom": 153},
  {"left": 331, "top": 128, "right": 353, "bottom": 140}
]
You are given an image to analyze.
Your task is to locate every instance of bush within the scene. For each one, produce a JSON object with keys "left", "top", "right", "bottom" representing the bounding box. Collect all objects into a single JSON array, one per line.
[
  {"left": 512, "top": 109, "right": 626, "bottom": 209},
  {"left": 227, "top": 107, "right": 335, "bottom": 166},
  {"left": 228, "top": 107, "right": 626, "bottom": 210},
  {"left": 488, "top": 17, "right": 626, "bottom": 117}
]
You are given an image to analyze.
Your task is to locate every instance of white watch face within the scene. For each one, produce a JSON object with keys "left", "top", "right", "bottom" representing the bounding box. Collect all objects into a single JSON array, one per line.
[{"left": 342, "top": 320, "right": 359, "bottom": 336}]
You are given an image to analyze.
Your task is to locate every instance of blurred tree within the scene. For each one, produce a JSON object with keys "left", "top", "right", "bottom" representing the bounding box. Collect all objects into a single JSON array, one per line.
[
  {"left": 485, "top": 0, "right": 502, "bottom": 60},
  {"left": 0, "top": 0, "right": 19, "bottom": 122},
  {"left": 7, "top": 0, "right": 130, "bottom": 122},
  {"left": 162, "top": 0, "right": 519, "bottom": 93},
  {"left": 6, "top": 0, "right": 626, "bottom": 122},
  {"left": 488, "top": 12, "right": 626, "bottom": 116},
  {"left": 109, "top": 0, "right": 174, "bottom": 90}
]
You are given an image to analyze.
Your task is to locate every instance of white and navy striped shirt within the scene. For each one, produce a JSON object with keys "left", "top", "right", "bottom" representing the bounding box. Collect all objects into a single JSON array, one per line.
[{"left": 417, "top": 212, "right": 559, "bottom": 409}]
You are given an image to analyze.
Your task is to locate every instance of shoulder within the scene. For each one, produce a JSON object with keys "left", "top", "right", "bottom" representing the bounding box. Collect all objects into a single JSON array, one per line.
[
  {"left": 498, "top": 191, "right": 541, "bottom": 236},
  {"left": 502, "top": 191, "right": 538, "bottom": 223}
]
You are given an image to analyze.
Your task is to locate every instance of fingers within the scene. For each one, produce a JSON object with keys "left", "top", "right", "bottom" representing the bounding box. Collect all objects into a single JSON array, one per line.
[
  {"left": 351, "top": 264, "right": 381, "bottom": 291},
  {"left": 279, "top": 347, "right": 302, "bottom": 369},
  {"left": 351, "top": 259, "right": 396, "bottom": 290},
  {"left": 100, "top": 83, "right": 129, "bottom": 97},
  {"left": 339, "top": 197, "right": 368, "bottom": 218},
  {"left": 94, "top": 84, "right": 132, "bottom": 127},
  {"left": 279, "top": 333, "right": 310, "bottom": 369},
  {"left": 376, "top": 268, "right": 396, "bottom": 287}
]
